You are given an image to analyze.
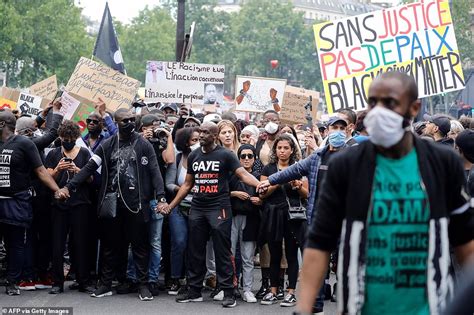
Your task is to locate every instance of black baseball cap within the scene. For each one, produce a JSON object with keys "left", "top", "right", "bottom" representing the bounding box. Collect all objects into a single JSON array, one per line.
[
  {"left": 456, "top": 130, "right": 474, "bottom": 163},
  {"left": 423, "top": 114, "right": 450, "bottom": 136},
  {"left": 327, "top": 116, "right": 348, "bottom": 127}
]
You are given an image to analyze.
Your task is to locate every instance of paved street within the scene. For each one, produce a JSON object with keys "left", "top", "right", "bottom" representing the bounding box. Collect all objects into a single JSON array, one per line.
[{"left": 0, "top": 272, "right": 337, "bottom": 315}]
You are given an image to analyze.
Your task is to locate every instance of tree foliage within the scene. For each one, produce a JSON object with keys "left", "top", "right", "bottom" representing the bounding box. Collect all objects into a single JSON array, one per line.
[
  {"left": 117, "top": 6, "right": 176, "bottom": 82},
  {"left": 0, "top": 0, "right": 93, "bottom": 87}
]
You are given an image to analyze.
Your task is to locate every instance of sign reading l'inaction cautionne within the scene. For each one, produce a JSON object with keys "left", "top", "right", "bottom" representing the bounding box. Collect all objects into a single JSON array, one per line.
[
  {"left": 145, "top": 61, "right": 225, "bottom": 104},
  {"left": 314, "top": 0, "right": 465, "bottom": 114}
]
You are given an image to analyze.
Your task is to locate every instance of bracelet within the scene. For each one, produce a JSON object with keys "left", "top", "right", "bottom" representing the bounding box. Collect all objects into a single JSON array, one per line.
[{"left": 271, "top": 98, "right": 279, "bottom": 104}]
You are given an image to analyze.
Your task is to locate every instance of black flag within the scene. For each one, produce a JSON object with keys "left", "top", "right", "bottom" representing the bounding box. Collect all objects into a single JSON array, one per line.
[{"left": 93, "top": 2, "right": 125, "bottom": 74}]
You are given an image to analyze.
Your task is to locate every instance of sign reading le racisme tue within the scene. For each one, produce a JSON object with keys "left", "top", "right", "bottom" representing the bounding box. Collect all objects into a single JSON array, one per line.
[
  {"left": 144, "top": 61, "right": 225, "bottom": 105},
  {"left": 313, "top": 0, "right": 465, "bottom": 114}
]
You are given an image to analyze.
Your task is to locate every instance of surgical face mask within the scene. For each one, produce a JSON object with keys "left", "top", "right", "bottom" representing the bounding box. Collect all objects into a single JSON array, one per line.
[
  {"left": 190, "top": 142, "right": 200, "bottom": 151},
  {"left": 364, "top": 106, "right": 407, "bottom": 148},
  {"left": 328, "top": 131, "right": 346, "bottom": 148},
  {"left": 264, "top": 122, "right": 278, "bottom": 135}
]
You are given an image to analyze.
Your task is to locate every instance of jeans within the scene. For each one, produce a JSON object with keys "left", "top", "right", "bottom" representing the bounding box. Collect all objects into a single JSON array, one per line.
[
  {"left": 169, "top": 207, "right": 188, "bottom": 279},
  {"left": 231, "top": 215, "right": 256, "bottom": 292},
  {"left": 128, "top": 212, "right": 163, "bottom": 283}
]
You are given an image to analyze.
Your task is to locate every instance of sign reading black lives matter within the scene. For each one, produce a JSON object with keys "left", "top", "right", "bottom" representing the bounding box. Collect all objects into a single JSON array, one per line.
[
  {"left": 17, "top": 92, "right": 42, "bottom": 117},
  {"left": 145, "top": 61, "right": 225, "bottom": 104},
  {"left": 313, "top": 0, "right": 465, "bottom": 113}
]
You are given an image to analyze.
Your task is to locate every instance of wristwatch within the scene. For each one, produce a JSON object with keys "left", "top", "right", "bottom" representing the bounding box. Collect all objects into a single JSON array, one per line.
[{"left": 159, "top": 197, "right": 167, "bottom": 203}]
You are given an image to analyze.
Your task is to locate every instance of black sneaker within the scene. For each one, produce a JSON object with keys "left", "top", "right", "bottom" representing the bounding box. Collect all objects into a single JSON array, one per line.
[
  {"left": 68, "top": 281, "right": 80, "bottom": 290},
  {"left": 48, "top": 285, "right": 64, "bottom": 294},
  {"left": 148, "top": 282, "right": 160, "bottom": 296},
  {"left": 168, "top": 282, "right": 180, "bottom": 296},
  {"left": 6, "top": 283, "right": 20, "bottom": 296},
  {"left": 222, "top": 294, "right": 237, "bottom": 308},
  {"left": 255, "top": 280, "right": 269, "bottom": 299},
  {"left": 210, "top": 286, "right": 223, "bottom": 300},
  {"left": 280, "top": 293, "right": 297, "bottom": 307},
  {"left": 139, "top": 285, "right": 153, "bottom": 301},
  {"left": 176, "top": 289, "right": 203, "bottom": 303},
  {"left": 233, "top": 287, "right": 241, "bottom": 299},
  {"left": 115, "top": 282, "right": 131, "bottom": 294},
  {"left": 260, "top": 292, "right": 278, "bottom": 305},
  {"left": 277, "top": 286, "right": 285, "bottom": 300},
  {"left": 78, "top": 283, "right": 95, "bottom": 294},
  {"left": 91, "top": 285, "right": 112, "bottom": 298}
]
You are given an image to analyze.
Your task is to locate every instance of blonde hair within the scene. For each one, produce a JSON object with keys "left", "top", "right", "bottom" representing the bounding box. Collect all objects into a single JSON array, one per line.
[{"left": 217, "top": 120, "right": 240, "bottom": 153}]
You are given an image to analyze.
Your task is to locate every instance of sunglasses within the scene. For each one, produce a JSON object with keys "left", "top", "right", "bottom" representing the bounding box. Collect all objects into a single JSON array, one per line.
[
  {"left": 122, "top": 118, "right": 136, "bottom": 124},
  {"left": 240, "top": 153, "right": 254, "bottom": 159},
  {"left": 86, "top": 119, "right": 100, "bottom": 125},
  {"left": 367, "top": 97, "right": 400, "bottom": 109}
]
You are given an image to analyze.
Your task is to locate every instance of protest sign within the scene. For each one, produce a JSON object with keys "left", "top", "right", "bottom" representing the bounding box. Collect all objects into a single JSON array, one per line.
[
  {"left": 145, "top": 61, "right": 225, "bottom": 104},
  {"left": 280, "top": 86, "right": 320, "bottom": 125},
  {"left": 234, "top": 76, "right": 287, "bottom": 113},
  {"left": 0, "top": 98, "right": 17, "bottom": 110},
  {"left": 17, "top": 92, "right": 42, "bottom": 117},
  {"left": 59, "top": 91, "right": 81, "bottom": 120},
  {"left": 65, "top": 57, "right": 141, "bottom": 111},
  {"left": 29, "top": 75, "right": 58, "bottom": 101},
  {"left": 313, "top": 0, "right": 465, "bottom": 114}
]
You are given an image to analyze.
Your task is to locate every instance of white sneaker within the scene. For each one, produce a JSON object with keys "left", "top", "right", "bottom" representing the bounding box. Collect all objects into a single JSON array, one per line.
[
  {"left": 213, "top": 290, "right": 224, "bottom": 301},
  {"left": 242, "top": 291, "right": 257, "bottom": 303}
]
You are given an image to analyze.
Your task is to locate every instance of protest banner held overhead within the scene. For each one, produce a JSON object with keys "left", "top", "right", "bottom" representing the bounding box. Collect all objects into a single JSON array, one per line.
[
  {"left": 313, "top": 0, "right": 465, "bottom": 114},
  {"left": 144, "top": 61, "right": 225, "bottom": 105},
  {"left": 280, "top": 86, "right": 320, "bottom": 125},
  {"left": 29, "top": 75, "right": 58, "bottom": 101},
  {"left": 235, "top": 76, "right": 287, "bottom": 113},
  {"left": 65, "top": 57, "right": 141, "bottom": 111},
  {"left": 17, "top": 92, "right": 42, "bottom": 117},
  {"left": 58, "top": 91, "right": 81, "bottom": 120}
]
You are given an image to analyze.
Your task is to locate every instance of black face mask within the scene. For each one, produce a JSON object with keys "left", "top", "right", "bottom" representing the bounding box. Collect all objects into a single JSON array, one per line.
[
  {"left": 62, "top": 140, "right": 75, "bottom": 152},
  {"left": 119, "top": 122, "right": 135, "bottom": 138}
]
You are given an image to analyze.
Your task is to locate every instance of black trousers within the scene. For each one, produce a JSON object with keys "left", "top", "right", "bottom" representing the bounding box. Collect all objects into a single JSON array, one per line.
[
  {"left": 51, "top": 204, "right": 89, "bottom": 286},
  {"left": 187, "top": 207, "right": 233, "bottom": 293},
  {"left": 100, "top": 205, "right": 150, "bottom": 287},
  {"left": 31, "top": 193, "right": 52, "bottom": 278},
  {"left": 1, "top": 223, "right": 29, "bottom": 283},
  {"left": 268, "top": 219, "right": 305, "bottom": 289}
]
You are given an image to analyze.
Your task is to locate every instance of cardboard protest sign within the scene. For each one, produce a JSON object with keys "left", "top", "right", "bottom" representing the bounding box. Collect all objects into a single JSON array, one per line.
[
  {"left": 17, "top": 92, "right": 42, "bottom": 117},
  {"left": 29, "top": 75, "right": 58, "bottom": 101},
  {"left": 234, "top": 76, "right": 287, "bottom": 113},
  {"left": 145, "top": 61, "right": 225, "bottom": 104},
  {"left": 65, "top": 57, "right": 141, "bottom": 111},
  {"left": 314, "top": 0, "right": 465, "bottom": 114},
  {"left": 280, "top": 86, "right": 320, "bottom": 125},
  {"left": 59, "top": 91, "right": 81, "bottom": 120},
  {"left": 0, "top": 98, "right": 17, "bottom": 110}
]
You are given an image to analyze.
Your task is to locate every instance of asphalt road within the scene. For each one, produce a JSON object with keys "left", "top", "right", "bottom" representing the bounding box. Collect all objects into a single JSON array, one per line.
[{"left": 0, "top": 272, "right": 337, "bottom": 315}]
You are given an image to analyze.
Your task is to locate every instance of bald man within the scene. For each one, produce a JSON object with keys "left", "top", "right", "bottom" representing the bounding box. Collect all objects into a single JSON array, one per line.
[{"left": 167, "top": 122, "right": 260, "bottom": 308}]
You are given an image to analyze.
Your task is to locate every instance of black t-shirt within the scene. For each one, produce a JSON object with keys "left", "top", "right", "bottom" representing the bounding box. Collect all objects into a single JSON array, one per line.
[
  {"left": 108, "top": 139, "right": 140, "bottom": 209},
  {"left": 0, "top": 135, "right": 43, "bottom": 196},
  {"left": 45, "top": 147, "right": 91, "bottom": 209},
  {"left": 261, "top": 163, "right": 303, "bottom": 206},
  {"left": 187, "top": 145, "right": 241, "bottom": 209}
]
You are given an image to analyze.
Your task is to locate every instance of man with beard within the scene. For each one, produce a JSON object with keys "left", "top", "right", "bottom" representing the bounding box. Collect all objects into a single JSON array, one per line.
[{"left": 56, "top": 109, "right": 168, "bottom": 301}]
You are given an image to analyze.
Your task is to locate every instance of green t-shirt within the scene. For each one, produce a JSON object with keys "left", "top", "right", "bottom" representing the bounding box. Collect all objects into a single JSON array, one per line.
[{"left": 362, "top": 149, "right": 430, "bottom": 315}]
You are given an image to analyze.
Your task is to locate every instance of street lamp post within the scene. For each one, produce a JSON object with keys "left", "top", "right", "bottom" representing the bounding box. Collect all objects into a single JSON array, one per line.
[{"left": 176, "top": 0, "right": 186, "bottom": 62}]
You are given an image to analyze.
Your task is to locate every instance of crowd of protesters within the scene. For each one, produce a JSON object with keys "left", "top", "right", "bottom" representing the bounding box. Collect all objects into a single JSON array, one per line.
[{"left": 0, "top": 72, "right": 473, "bottom": 313}]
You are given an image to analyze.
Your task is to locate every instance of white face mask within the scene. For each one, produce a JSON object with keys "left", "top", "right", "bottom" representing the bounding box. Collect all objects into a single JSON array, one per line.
[
  {"left": 190, "top": 142, "right": 200, "bottom": 151},
  {"left": 364, "top": 106, "right": 407, "bottom": 148}
]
